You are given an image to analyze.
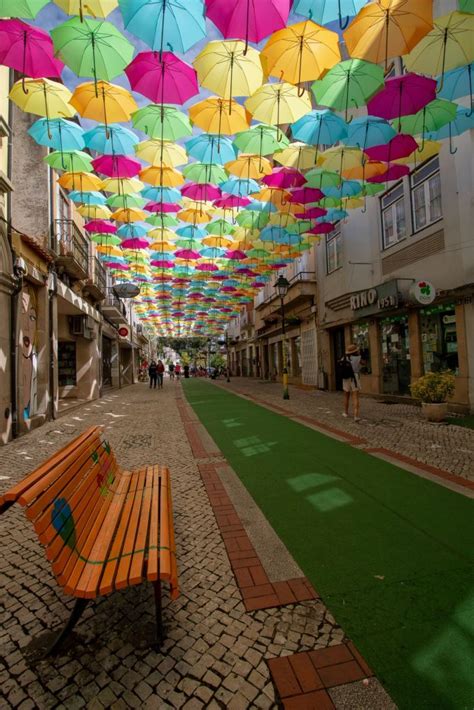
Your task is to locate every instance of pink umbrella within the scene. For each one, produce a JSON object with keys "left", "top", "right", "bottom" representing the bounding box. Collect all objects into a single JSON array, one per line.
[
  {"left": 151, "top": 259, "right": 174, "bottom": 267},
  {"left": 174, "top": 249, "right": 200, "bottom": 259},
  {"left": 367, "top": 164, "right": 410, "bottom": 183},
  {"left": 262, "top": 167, "right": 305, "bottom": 188},
  {"left": 0, "top": 19, "right": 63, "bottom": 85},
  {"left": 145, "top": 202, "right": 181, "bottom": 213},
  {"left": 364, "top": 134, "right": 418, "bottom": 163},
  {"left": 224, "top": 249, "right": 247, "bottom": 259},
  {"left": 368, "top": 74, "right": 437, "bottom": 130},
  {"left": 84, "top": 220, "right": 117, "bottom": 233},
  {"left": 181, "top": 183, "right": 222, "bottom": 201},
  {"left": 306, "top": 222, "right": 335, "bottom": 234},
  {"left": 105, "top": 262, "right": 129, "bottom": 270},
  {"left": 214, "top": 196, "right": 251, "bottom": 208},
  {"left": 289, "top": 187, "right": 324, "bottom": 204},
  {"left": 295, "top": 206, "right": 327, "bottom": 219},
  {"left": 196, "top": 262, "right": 219, "bottom": 271},
  {"left": 125, "top": 51, "right": 199, "bottom": 105},
  {"left": 205, "top": 0, "right": 290, "bottom": 47},
  {"left": 92, "top": 155, "right": 142, "bottom": 178},
  {"left": 120, "top": 238, "right": 150, "bottom": 249}
]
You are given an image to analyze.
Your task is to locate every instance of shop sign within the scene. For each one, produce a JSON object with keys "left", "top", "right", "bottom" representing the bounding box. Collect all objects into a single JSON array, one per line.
[
  {"left": 117, "top": 325, "right": 131, "bottom": 339},
  {"left": 410, "top": 280, "right": 436, "bottom": 305},
  {"left": 350, "top": 280, "right": 399, "bottom": 317}
]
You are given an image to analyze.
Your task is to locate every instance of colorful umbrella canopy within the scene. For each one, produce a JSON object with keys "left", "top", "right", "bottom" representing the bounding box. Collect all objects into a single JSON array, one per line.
[
  {"left": 189, "top": 97, "right": 250, "bottom": 134},
  {"left": 92, "top": 154, "right": 142, "bottom": 177},
  {"left": 291, "top": 109, "right": 348, "bottom": 146},
  {"left": 205, "top": 0, "right": 290, "bottom": 46},
  {"left": 135, "top": 139, "right": 187, "bottom": 167},
  {"left": 186, "top": 135, "right": 235, "bottom": 164},
  {"left": 397, "top": 98, "right": 458, "bottom": 136},
  {"left": 45, "top": 149, "right": 93, "bottom": 172},
  {"left": 125, "top": 51, "right": 199, "bottom": 105}
]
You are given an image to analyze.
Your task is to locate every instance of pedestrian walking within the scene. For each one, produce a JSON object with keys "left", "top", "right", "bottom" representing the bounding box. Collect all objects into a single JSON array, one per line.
[
  {"left": 183, "top": 364, "right": 190, "bottom": 378},
  {"left": 157, "top": 359, "right": 165, "bottom": 388},
  {"left": 148, "top": 360, "right": 158, "bottom": 389},
  {"left": 168, "top": 362, "right": 175, "bottom": 380},
  {"left": 339, "top": 344, "right": 363, "bottom": 422},
  {"left": 175, "top": 363, "right": 181, "bottom": 379}
]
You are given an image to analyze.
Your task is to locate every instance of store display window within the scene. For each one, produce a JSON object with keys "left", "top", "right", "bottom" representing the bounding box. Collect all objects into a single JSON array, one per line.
[
  {"left": 420, "top": 305, "right": 459, "bottom": 375},
  {"left": 58, "top": 341, "right": 77, "bottom": 387},
  {"left": 351, "top": 322, "right": 371, "bottom": 373},
  {"left": 380, "top": 316, "right": 411, "bottom": 395}
]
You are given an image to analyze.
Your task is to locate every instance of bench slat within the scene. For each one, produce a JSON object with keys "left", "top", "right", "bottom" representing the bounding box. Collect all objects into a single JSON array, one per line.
[
  {"left": 115, "top": 469, "right": 147, "bottom": 590},
  {"left": 146, "top": 465, "right": 160, "bottom": 583},
  {"left": 166, "top": 470, "right": 179, "bottom": 601},
  {"left": 128, "top": 466, "right": 155, "bottom": 586}
]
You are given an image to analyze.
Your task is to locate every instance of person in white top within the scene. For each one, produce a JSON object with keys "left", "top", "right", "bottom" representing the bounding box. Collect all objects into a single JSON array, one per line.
[{"left": 340, "top": 343, "right": 363, "bottom": 422}]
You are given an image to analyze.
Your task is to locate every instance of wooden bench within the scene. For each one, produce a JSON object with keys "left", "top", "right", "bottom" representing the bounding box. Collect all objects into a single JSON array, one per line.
[{"left": 0, "top": 426, "right": 179, "bottom": 654}]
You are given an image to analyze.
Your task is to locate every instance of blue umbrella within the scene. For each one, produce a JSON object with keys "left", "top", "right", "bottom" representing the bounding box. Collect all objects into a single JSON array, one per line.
[
  {"left": 323, "top": 180, "right": 362, "bottom": 198},
  {"left": 219, "top": 177, "right": 260, "bottom": 197},
  {"left": 427, "top": 106, "right": 474, "bottom": 154},
  {"left": 437, "top": 63, "right": 473, "bottom": 116},
  {"left": 84, "top": 123, "right": 139, "bottom": 155},
  {"left": 141, "top": 186, "right": 182, "bottom": 202},
  {"left": 28, "top": 118, "right": 85, "bottom": 151},
  {"left": 176, "top": 225, "right": 206, "bottom": 239},
  {"left": 346, "top": 116, "right": 396, "bottom": 149},
  {"left": 200, "top": 247, "right": 224, "bottom": 258},
  {"left": 118, "top": 0, "right": 206, "bottom": 53},
  {"left": 260, "top": 226, "right": 290, "bottom": 243},
  {"left": 244, "top": 200, "right": 277, "bottom": 213},
  {"left": 68, "top": 190, "right": 106, "bottom": 205},
  {"left": 323, "top": 208, "right": 349, "bottom": 222},
  {"left": 117, "top": 223, "right": 150, "bottom": 238},
  {"left": 185, "top": 134, "right": 235, "bottom": 164},
  {"left": 293, "top": 0, "right": 367, "bottom": 29},
  {"left": 291, "top": 110, "right": 347, "bottom": 147}
]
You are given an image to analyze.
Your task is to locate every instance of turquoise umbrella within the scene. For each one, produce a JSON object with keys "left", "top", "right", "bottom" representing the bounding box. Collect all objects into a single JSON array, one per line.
[
  {"left": 438, "top": 63, "right": 473, "bottom": 116},
  {"left": 346, "top": 116, "right": 396, "bottom": 149},
  {"left": 293, "top": 0, "right": 367, "bottom": 30},
  {"left": 141, "top": 186, "right": 181, "bottom": 202},
  {"left": 28, "top": 117, "right": 85, "bottom": 151},
  {"left": 69, "top": 190, "right": 106, "bottom": 205},
  {"left": 291, "top": 110, "right": 347, "bottom": 147},
  {"left": 323, "top": 180, "right": 363, "bottom": 198},
  {"left": 185, "top": 134, "right": 235, "bottom": 165},
  {"left": 84, "top": 123, "right": 139, "bottom": 154},
  {"left": 118, "top": 0, "right": 206, "bottom": 53},
  {"left": 427, "top": 105, "right": 474, "bottom": 153},
  {"left": 219, "top": 177, "right": 260, "bottom": 196}
]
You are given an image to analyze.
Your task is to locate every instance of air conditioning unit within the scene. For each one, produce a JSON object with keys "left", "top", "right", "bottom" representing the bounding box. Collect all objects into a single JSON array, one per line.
[
  {"left": 83, "top": 326, "right": 96, "bottom": 340},
  {"left": 70, "top": 315, "right": 84, "bottom": 335},
  {"left": 85, "top": 316, "right": 95, "bottom": 329}
]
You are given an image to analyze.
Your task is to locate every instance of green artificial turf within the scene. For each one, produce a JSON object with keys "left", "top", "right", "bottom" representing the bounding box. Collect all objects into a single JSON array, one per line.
[
  {"left": 449, "top": 414, "right": 474, "bottom": 430},
  {"left": 184, "top": 380, "right": 474, "bottom": 710}
]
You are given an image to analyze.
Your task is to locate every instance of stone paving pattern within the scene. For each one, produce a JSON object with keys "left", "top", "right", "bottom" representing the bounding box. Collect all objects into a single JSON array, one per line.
[
  {"left": 0, "top": 383, "right": 351, "bottom": 710},
  {"left": 220, "top": 378, "right": 474, "bottom": 482}
]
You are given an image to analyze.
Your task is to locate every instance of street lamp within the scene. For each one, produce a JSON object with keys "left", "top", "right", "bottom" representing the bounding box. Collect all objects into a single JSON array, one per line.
[
  {"left": 274, "top": 275, "right": 290, "bottom": 399},
  {"left": 225, "top": 332, "right": 231, "bottom": 382}
]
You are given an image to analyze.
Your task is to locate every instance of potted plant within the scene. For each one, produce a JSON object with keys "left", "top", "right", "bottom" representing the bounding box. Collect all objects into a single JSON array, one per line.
[{"left": 410, "top": 371, "right": 456, "bottom": 422}]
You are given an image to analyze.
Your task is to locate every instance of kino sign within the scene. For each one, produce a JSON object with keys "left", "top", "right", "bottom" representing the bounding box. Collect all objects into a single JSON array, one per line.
[{"left": 350, "top": 281, "right": 399, "bottom": 316}]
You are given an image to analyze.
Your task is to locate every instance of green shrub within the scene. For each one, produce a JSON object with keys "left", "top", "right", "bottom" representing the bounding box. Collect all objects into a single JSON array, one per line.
[{"left": 410, "top": 371, "right": 456, "bottom": 404}]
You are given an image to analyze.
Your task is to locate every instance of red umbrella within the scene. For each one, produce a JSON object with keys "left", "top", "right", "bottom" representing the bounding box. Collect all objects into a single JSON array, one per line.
[
  {"left": 262, "top": 167, "right": 306, "bottom": 188},
  {"left": 367, "top": 164, "right": 410, "bottom": 183},
  {"left": 368, "top": 73, "right": 437, "bottom": 131},
  {"left": 0, "top": 19, "right": 63, "bottom": 87},
  {"left": 125, "top": 51, "right": 199, "bottom": 105},
  {"left": 205, "top": 0, "right": 290, "bottom": 48},
  {"left": 181, "top": 183, "right": 222, "bottom": 201},
  {"left": 92, "top": 155, "right": 142, "bottom": 178},
  {"left": 289, "top": 187, "right": 324, "bottom": 203},
  {"left": 364, "top": 134, "right": 418, "bottom": 163}
]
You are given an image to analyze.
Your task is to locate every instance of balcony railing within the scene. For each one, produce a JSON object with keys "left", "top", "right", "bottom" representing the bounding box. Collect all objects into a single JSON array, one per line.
[
  {"left": 256, "top": 271, "right": 317, "bottom": 309},
  {"left": 103, "top": 292, "right": 127, "bottom": 320},
  {"left": 51, "top": 219, "right": 89, "bottom": 279},
  {"left": 94, "top": 257, "right": 106, "bottom": 294}
]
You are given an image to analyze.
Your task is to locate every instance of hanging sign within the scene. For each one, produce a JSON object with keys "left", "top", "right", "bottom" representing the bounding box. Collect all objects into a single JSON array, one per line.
[
  {"left": 117, "top": 325, "right": 131, "bottom": 339},
  {"left": 410, "top": 280, "right": 436, "bottom": 305}
]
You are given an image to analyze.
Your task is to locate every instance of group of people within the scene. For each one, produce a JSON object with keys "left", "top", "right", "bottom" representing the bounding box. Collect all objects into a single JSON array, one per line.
[{"left": 147, "top": 360, "right": 166, "bottom": 389}]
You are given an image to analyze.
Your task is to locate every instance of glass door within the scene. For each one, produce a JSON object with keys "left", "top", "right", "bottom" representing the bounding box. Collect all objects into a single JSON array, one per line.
[
  {"left": 381, "top": 317, "right": 411, "bottom": 395},
  {"left": 332, "top": 327, "right": 345, "bottom": 390}
]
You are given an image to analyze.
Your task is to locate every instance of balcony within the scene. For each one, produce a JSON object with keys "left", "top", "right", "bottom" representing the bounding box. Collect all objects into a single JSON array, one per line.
[
  {"left": 84, "top": 257, "right": 107, "bottom": 302},
  {"left": 101, "top": 292, "right": 128, "bottom": 325},
  {"left": 51, "top": 219, "right": 89, "bottom": 280},
  {"left": 256, "top": 271, "right": 318, "bottom": 322}
]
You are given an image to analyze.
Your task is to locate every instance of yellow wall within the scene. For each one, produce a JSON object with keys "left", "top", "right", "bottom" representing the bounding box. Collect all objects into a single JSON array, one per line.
[{"left": 0, "top": 66, "right": 10, "bottom": 178}]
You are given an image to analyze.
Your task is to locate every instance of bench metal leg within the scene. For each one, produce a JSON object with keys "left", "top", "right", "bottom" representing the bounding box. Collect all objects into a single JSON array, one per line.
[
  {"left": 46, "top": 598, "right": 89, "bottom": 656},
  {"left": 153, "top": 580, "right": 164, "bottom": 649}
]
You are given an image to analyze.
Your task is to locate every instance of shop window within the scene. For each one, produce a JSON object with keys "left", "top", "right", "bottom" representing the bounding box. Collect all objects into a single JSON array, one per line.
[
  {"left": 351, "top": 322, "right": 371, "bottom": 374},
  {"left": 411, "top": 157, "right": 442, "bottom": 232},
  {"left": 381, "top": 183, "right": 406, "bottom": 249},
  {"left": 326, "top": 225, "right": 342, "bottom": 274},
  {"left": 420, "top": 305, "right": 459, "bottom": 375},
  {"left": 58, "top": 341, "right": 76, "bottom": 387},
  {"left": 380, "top": 317, "right": 411, "bottom": 395}
]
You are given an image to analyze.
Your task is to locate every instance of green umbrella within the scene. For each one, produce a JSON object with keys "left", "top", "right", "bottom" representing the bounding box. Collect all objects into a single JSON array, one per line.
[
  {"left": 106, "top": 193, "right": 146, "bottom": 208},
  {"left": 286, "top": 220, "right": 314, "bottom": 235},
  {"left": 246, "top": 248, "right": 269, "bottom": 258},
  {"left": 175, "top": 238, "right": 202, "bottom": 250},
  {"left": 146, "top": 214, "right": 179, "bottom": 227},
  {"left": 132, "top": 104, "right": 192, "bottom": 141},
  {"left": 233, "top": 124, "right": 289, "bottom": 155},
  {"left": 362, "top": 183, "right": 385, "bottom": 196},
  {"left": 459, "top": 0, "right": 473, "bottom": 10},
  {"left": 206, "top": 219, "right": 235, "bottom": 236},
  {"left": 304, "top": 168, "right": 341, "bottom": 189},
  {"left": 51, "top": 17, "right": 133, "bottom": 91},
  {"left": 397, "top": 99, "right": 458, "bottom": 141},
  {"left": 0, "top": 0, "right": 49, "bottom": 18},
  {"left": 312, "top": 58, "right": 384, "bottom": 121},
  {"left": 236, "top": 210, "right": 270, "bottom": 229},
  {"left": 183, "top": 162, "right": 228, "bottom": 184},
  {"left": 89, "top": 234, "right": 121, "bottom": 245},
  {"left": 44, "top": 149, "right": 93, "bottom": 172}
]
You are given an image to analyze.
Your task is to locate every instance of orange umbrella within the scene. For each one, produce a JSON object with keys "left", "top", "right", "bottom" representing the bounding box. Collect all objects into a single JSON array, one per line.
[
  {"left": 70, "top": 81, "right": 137, "bottom": 133},
  {"left": 139, "top": 166, "right": 184, "bottom": 187},
  {"left": 189, "top": 97, "right": 250, "bottom": 134}
]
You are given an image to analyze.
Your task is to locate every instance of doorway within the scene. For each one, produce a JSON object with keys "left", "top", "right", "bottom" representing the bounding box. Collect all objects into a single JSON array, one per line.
[
  {"left": 381, "top": 317, "right": 411, "bottom": 395},
  {"left": 102, "top": 336, "right": 112, "bottom": 388},
  {"left": 332, "top": 327, "right": 346, "bottom": 390}
]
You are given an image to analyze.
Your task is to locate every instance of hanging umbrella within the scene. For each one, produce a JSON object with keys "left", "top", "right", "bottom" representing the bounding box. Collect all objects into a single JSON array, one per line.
[
  {"left": 426, "top": 105, "right": 474, "bottom": 154},
  {"left": 274, "top": 142, "right": 319, "bottom": 170},
  {"left": 260, "top": 20, "right": 340, "bottom": 88},
  {"left": 101, "top": 176, "right": 143, "bottom": 193},
  {"left": 234, "top": 124, "right": 289, "bottom": 156},
  {"left": 189, "top": 97, "right": 251, "bottom": 136},
  {"left": 84, "top": 219, "right": 116, "bottom": 233},
  {"left": 346, "top": 115, "right": 396, "bottom": 149},
  {"left": 291, "top": 109, "right": 347, "bottom": 147},
  {"left": 70, "top": 81, "right": 137, "bottom": 134},
  {"left": 125, "top": 50, "right": 199, "bottom": 105},
  {"left": 9, "top": 77, "right": 75, "bottom": 127},
  {"left": 132, "top": 103, "right": 192, "bottom": 140},
  {"left": 83, "top": 123, "right": 138, "bottom": 154},
  {"left": 142, "top": 186, "right": 181, "bottom": 202},
  {"left": 404, "top": 11, "right": 474, "bottom": 91},
  {"left": 397, "top": 99, "right": 458, "bottom": 142},
  {"left": 89, "top": 233, "right": 121, "bottom": 245},
  {"left": 364, "top": 133, "right": 418, "bottom": 162},
  {"left": 51, "top": 17, "right": 133, "bottom": 92},
  {"left": 0, "top": 19, "right": 63, "bottom": 89},
  {"left": 293, "top": 0, "right": 367, "bottom": 30},
  {"left": 220, "top": 177, "right": 260, "bottom": 196},
  {"left": 245, "top": 83, "right": 311, "bottom": 127},
  {"left": 45, "top": 149, "right": 93, "bottom": 172},
  {"left": 438, "top": 62, "right": 473, "bottom": 116},
  {"left": 28, "top": 117, "right": 84, "bottom": 150},
  {"left": 226, "top": 154, "right": 272, "bottom": 179},
  {"left": 53, "top": 1, "right": 118, "bottom": 20},
  {"left": 394, "top": 138, "right": 441, "bottom": 166},
  {"left": 194, "top": 40, "right": 264, "bottom": 106},
  {"left": 205, "top": 0, "right": 290, "bottom": 48},
  {"left": 139, "top": 165, "right": 184, "bottom": 187},
  {"left": 77, "top": 203, "right": 112, "bottom": 219},
  {"left": 182, "top": 183, "right": 222, "bottom": 201},
  {"left": 304, "top": 168, "right": 341, "bottom": 189},
  {"left": 343, "top": 0, "right": 433, "bottom": 69},
  {"left": 367, "top": 164, "right": 410, "bottom": 183},
  {"left": 118, "top": 0, "right": 206, "bottom": 53},
  {"left": 367, "top": 73, "right": 437, "bottom": 131},
  {"left": 262, "top": 167, "right": 306, "bottom": 188},
  {"left": 312, "top": 58, "right": 384, "bottom": 121},
  {"left": 107, "top": 192, "right": 145, "bottom": 208},
  {"left": 146, "top": 201, "right": 181, "bottom": 213},
  {"left": 323, "top": 180, "right": 362, "bottom": 198},
  {"left": 183, "top": 162, "right": 228, "bottom": 184},
  {"left": 185, "top": 135, "right": 235, "bottom": 165},
  {"left": 146, "top": 213, "right": 179, "bottom": 227},
  {"left": 319, "top": 145, "right": 365, "bottom": 182},
  {"left": 111, "top": 206, "right": 147, "bottom": 222},
  {"left": 135, "top": 139, "right": 187, "bottom": 167},
  {"left": 0, "top": 0, "right": 49, "bottom": 18},
  {"left": 69, "top": 190, "right": 106, "bottom": 204},
  {"left": 58, "top": 171, "right": 102, "bottom": 191},
  {"left": 92, "top": 154, "right": 142, "bottom": 177},
  {"left": 288, "top": 187, "right": 324, "bottom": 204}
]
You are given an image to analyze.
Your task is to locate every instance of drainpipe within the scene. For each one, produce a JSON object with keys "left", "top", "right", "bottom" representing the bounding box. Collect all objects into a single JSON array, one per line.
[
  {"left": 9, "top": 270, "right": 22, "bottom": 439},
  {"left": 48, "top": 269, "right": 57, "bottom": 421}
]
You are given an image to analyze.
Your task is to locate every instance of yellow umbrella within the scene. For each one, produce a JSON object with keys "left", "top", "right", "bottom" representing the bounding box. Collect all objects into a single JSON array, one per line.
[
  {"left": 343, "top": 0, "right": 433, "bottom": 68},
  {"left": 193, "top": 40, "right": 264, "bottom": 103},
  {"left": 96, "top": 245, "right": 121, "bottom": 256},
  {"left": 252, "top": 187, "right": 291, "bottom": 210},
  {"left": 261, "top": 20, "right": 340, "bottom": 86},
  {"left": 178, "top": 208, "right": 213, "bottom": 223},
  {"left": 148, "top": 240, "right": 175, "bottom": 251},
  {"left": 274, "top": 142, "right": 319, "bottom": 170},
  {"left": 189, "top": 97, "right": 251, "bottom": 134},
  {"left": 77, "top": 204, "right": 111, "bottom": 220},
  {"left": 319, "top": 146, "right": 365, "bottom": 174},
  {"left": 245, "top": 83, "right": 311, "bottom": 126},
  {"left": 269, "top": 212, "right": 298, "bottom": 227},
  {"left": 342, "top": 161, "right": 387, "bottom": 180},
  {"left": 111, "top": 207, "right": 147, "bottom": 222},
  {"left": 135, "top": 140, "right": 188, "bottom": 168},
  {"left": 53, "top": 0, "right": 118, "bottom": 19},
  {"left": 9, "top": 79, "right": 75, "bottom": 125},
  {"left": 58, "top": 171, "right": 103, "bottom": 190},
  {"left": 225, "top": 154, "right": 272, "bottom": 179},
  {"left": 139, "top": 166, "right": 184, "bottom": 187},
  {"left": 148, "top": 228, "right": 176, "bottom": 241},
  {"left": 394, "top": 139, "right": 441, "bottom": 166},
  {"left": 70, "top": 81, "right": 137, "bottom": 129},
  {"left": 101, "top": 177, "right": 143, "bottom": 193},
  {"left": 202, "top": 235, "right": 233, "bottom": 248}
]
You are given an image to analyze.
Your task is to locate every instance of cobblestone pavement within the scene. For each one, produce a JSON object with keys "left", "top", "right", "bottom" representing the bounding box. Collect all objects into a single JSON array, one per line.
[
  {"left": 0, "top": 383, "right": 346, "bottom": 710},
  {"left": 219, "top": 377, "right": 474, "bottom": 482}
]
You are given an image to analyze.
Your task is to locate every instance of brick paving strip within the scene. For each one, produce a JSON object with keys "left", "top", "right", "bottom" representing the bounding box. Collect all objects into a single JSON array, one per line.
[{"left": 177, "top": 387, "right": 397, "bottom": 709}]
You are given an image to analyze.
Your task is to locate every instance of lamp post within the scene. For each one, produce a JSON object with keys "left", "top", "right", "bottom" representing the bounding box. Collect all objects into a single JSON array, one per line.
[
  {"left": 274, "top": 274, "right": 290, "bottom": 400},
  {"left": 225, "top": 332, "right": 231, "bottom": 382}
]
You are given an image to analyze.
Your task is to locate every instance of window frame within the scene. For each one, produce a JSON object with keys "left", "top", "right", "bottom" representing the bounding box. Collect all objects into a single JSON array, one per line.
[
  {"left": 410, "top": 156, "right": 442, "bottom": 234},
  {"left": 380, "top": 181, "right": 407, "bottom": 250},
  {"left": 325, "top": 223, "right": 342, "bottom": 274}
]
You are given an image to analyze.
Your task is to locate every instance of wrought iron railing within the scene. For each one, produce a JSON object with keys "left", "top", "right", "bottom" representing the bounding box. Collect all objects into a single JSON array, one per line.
[
  {"left": 51, "top": 219, "right": 89, "bottom": 275},
  {"left": 93, "top": 257, "right": 106, "bottom": 295}
]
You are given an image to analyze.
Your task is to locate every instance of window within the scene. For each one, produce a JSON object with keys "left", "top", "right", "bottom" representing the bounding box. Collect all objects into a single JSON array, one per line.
[
  {"left": 411, "top": 157, "right": 442, "bottom": 232},
  {"left": 420, "top": 305, "right": 459, "bottom": 375},
  {"left": 381, "top": 183, "right": 406, "bottom": 248},
  {"left": 326, "top": 225, "right": 342, "bottom": 273}
]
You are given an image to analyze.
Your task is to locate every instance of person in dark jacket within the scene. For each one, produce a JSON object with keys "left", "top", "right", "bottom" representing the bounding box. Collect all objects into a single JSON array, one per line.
[{"left": 148, "top": 361, "right": 158, "bottom": 389}]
